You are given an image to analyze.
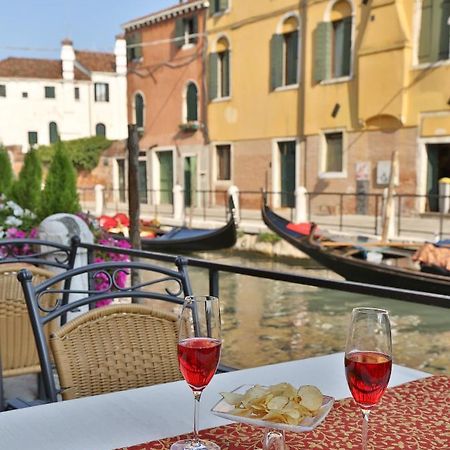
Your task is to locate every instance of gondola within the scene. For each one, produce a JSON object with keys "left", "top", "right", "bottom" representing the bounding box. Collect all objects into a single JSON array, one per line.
[
  {"left": 262, "top": 202, "right": 450, "bottom": 299},
  {"left": 106, "top": 198, "right": 237, "bottom": 253}
]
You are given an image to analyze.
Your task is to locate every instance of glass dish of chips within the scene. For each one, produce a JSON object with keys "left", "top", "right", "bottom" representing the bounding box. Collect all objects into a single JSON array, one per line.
[{"left": 211, "top": 383, "right": 334, "bottom": 433}]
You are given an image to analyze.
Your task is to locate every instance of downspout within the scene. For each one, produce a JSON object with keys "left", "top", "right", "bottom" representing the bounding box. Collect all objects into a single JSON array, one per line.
[{"left": 299, "top": 0, "right": 308, "bottom": 188}]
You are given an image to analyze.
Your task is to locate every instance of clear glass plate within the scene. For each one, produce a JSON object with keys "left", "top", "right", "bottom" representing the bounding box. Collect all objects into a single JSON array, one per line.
[{"left": 211, "top": 384, "right": 335, "bottom": 433}]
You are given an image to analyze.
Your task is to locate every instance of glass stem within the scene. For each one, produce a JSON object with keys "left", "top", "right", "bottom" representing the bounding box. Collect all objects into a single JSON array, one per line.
[
  {"left": 361, "top": 409, "right": 370, "bottom": 450},
  {"left": 193, "top": 391, "right": 202, "bottom": 443}
]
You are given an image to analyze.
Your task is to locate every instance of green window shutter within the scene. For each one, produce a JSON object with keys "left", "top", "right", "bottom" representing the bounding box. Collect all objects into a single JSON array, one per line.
[
  {"left": 135, "top": 33, "right": 142, "bottom": 58},
  {"left": 191, "top": 16, "right": 198, "bottom": 44},
  {"left": 270, "top": 34, "right": 283, "bottom": 90},
  {"left": 419, "top": 0, "right": 434, "bottom": 62},
  {"left": 135, "top": 94, "right": 144, "bottom": 128},
  {"left": 208, "top": 53, "right": 218, "bottom": 100},
  {"left": 341, "top": 17, "right": 352, "bottom": 76},
  {"left": 221, "top": 50, "right": 230, "bottom": 97},
  {"left": 49, "top": 122, "right": 58, "bottom": 143},
  {"left": 209, "top": 0, "right": 217, "bottom": 15},
  {"left": 285, "top": 31, "right": 299, "bottom": 85},
  {"left": 175, "top": 18, "right": 184, "bottom": 48},
  {"left": 220, "top": 0, "right": 228, "bottom": 12},
  {"left": 438, "top": 0, "right": 450, "bottom": 60},
  {"left": 187, "top": 83, "right": 198, "bottom": 121},
  {"left": 314, "top": 22, "right": 332, "bottom": 82}
]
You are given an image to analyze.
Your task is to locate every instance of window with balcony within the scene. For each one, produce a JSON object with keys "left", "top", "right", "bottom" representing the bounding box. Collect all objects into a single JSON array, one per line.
[
  {"left": 314, "top": 1, "right": 352, "bottom": 82},
  {"left": 270, "top": 16, "right": 299, "bottom": 90},
  {"left": 418, "top": 0, "right": 450, "bottom": 63}
]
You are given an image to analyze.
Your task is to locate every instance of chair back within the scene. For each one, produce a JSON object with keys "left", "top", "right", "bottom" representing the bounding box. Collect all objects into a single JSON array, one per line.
[
  {"left": 18, "top": 257, "right": 193, "bottom": 402},
  {"left": 0, "top": 264, "right": 59, "bottom": 377}
]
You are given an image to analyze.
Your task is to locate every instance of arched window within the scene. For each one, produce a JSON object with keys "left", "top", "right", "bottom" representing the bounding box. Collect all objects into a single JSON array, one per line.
[
  {"left": 49, "top": 122, "right": 58, "bottom": 143},
  {"left": 95, "top": 123, "right": 106, "bottom": 137},
  {"left": 314, "top": 1, "right": 353, "bottom": 82},
  {"left": 186, "top": 83, "right": 198, "bottom": 122},
  {"left": 135, "top": 93, "right": 144, "bottom": 130},
  {"left": 270, "top": 15, "right": 300, "bottom": 89},
  {"left": 208, "top": 37, "right": 230, "bottom": 100}
]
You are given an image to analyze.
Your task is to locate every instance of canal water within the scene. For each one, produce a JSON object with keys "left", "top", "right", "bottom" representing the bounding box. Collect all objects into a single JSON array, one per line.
[{"left": 185, "top": 249, "right": 450, "bottom": 375}]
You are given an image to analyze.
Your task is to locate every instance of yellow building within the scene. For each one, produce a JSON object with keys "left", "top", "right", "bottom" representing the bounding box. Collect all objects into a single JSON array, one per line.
[{"left": 206, "top": 0, "right": 450, "bottom": 213}]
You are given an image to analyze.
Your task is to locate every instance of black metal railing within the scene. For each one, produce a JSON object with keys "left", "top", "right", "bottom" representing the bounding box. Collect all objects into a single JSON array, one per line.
[{"left": 80, "top": 241, "right": 450, "bottom": 309}]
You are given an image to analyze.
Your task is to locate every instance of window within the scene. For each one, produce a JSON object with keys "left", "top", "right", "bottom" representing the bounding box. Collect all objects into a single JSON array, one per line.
[
  {"left": 117, "top": 159, "right": 126, "bottom": 203},
  {"left": 208, "top": 37, "right": 230, "bottom": 100},
  {"left": 0, "top": 85, "right": 5, "bottom": 97},
  {"left": 270, "top": 16, "right": 299, "bottom": 89},
  {"left": 314, "top": 2, "right": 352, "bottom": 82},
  {"left": 45, "top": 86, "right": 55, "bottom": 98},
  {"left": 74, "top": 87, "right": 80, "bottom": 100},
  {"left": 126, "top": 32, "right": 142, "bottom": 61},
  {"left": 210, "top": 0, "right": 228, "bottom": 15},
  {"left": 22, "top": 92, "right": 28, "bottom": 98},
  {"left": 419, "top": 0, "right": 450, "bottom": 63},
  {"left": 28, "top": 131, "right": 38, "bottom": 147},
  {"left": 94, "top": 83, "right": 109, "bottom": 102},
  {"left": 324, "top": 132, "right": 344, "bottom": 173},
  {"left": 175, "top": 16, "right": 198, "bottom": 48},
  {"left": 49, "top": 122, "right": 58, "bottom": 143},
  {"left": 95, "top": 123, "right": 106, "bottom": 137},
  {"left": 134, "top": 93, "right": 144, "bottom": 130},
  {"left": 216, "top": 145, "right": 231, "bottom": 180},
  {"left": 186, "top": 83, "right": 198, "bottom": 122}
]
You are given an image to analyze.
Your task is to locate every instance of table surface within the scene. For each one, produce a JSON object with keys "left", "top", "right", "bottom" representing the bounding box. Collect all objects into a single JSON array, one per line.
[{"left": 0, "top": 352, "right": 430, "bottom": 450}]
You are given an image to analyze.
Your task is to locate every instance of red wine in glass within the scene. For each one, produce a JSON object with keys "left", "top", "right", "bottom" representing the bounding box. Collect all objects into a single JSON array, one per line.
[
  {"left": 171, "top": 296, "right": 222, "bottom": 450},
  {"left": 178, "top": 337, "right": 222, "bottom": 391},
  {"left": 344, "top": 307, "right": 392, "bottom": 450},
  {"left": 345, "top": 351, "right": 392, "bottom": 408}
]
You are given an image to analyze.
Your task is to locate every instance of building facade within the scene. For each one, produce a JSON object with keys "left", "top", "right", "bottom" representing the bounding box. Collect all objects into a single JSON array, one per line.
[
  {"left": 122, "top": 0, "right": 209, "bottom": 209},
  {"left": 0, "top": 38, "right": 128, "bottom": 152}
]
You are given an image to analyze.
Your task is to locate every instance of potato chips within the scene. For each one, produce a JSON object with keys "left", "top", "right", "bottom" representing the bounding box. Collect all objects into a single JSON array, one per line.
[{"left": 220, "top": 383, "right": 324, "bottom": 426}]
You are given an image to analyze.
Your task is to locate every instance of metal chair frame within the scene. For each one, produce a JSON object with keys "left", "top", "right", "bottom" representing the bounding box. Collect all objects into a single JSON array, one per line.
[{"left": 18, "top": 257, "right": 194, "bottom": 403}]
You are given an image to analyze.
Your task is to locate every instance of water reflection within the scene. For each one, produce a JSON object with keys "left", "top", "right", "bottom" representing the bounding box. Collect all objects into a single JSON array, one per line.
[{"left": 187, "top": 250, "right": 450, "bottom": 375}]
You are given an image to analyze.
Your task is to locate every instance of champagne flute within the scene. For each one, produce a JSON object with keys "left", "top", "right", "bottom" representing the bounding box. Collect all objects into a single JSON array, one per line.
[
  {"left": 171, "top": 296, "right": 222, "bottom": 450},
  {"left": 344, "top": 307, "right": 392, "bottom": 450}
]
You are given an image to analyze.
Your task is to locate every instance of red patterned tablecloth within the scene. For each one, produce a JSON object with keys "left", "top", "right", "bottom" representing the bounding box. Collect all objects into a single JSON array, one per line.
[{"left": 118, "top": 375, "right": 450, "bottom": 450}]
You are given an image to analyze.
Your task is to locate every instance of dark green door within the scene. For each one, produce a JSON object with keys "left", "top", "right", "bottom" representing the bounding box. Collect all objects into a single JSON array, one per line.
[
  {"left": 279, "top": 141, "right": 296, "bottom": 207},
  {"left": 184, "top": 156, "right": 197, "bottom": 207},
  {"left": 138, "top": 160, "right": 148, "bottom": 204},
  {"left": 427, "top": 145, "right": 439, "bottom": 212},
  {"left": 158, "top": 151, "right": 173, "bottom": 204}
]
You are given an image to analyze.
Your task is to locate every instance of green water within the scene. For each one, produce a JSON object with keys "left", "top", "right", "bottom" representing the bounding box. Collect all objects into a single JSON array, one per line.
[{"left": 187, "top": 250, "right": 450, "bottom": 375}]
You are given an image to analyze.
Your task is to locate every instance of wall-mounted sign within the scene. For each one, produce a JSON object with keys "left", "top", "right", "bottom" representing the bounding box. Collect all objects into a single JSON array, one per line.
[{"left": 355, "top": 161, "right": 370, "bottom": 181}]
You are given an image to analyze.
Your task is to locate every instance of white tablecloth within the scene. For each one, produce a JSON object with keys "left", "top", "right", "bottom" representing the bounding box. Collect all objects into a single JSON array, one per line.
[{"left": 0, "top": 352, "right": 430, "bottom": 450}]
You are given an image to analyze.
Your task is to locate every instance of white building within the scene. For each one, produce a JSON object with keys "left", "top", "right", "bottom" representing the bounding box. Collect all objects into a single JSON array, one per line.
[{"left": 0, "top": 37, "right": 128, "bottom": 151}]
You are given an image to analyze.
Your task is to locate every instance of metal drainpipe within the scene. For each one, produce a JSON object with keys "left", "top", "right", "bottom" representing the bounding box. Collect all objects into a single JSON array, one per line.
[{"left": 299, "top": 0, "right": 308, "bottom": 188}]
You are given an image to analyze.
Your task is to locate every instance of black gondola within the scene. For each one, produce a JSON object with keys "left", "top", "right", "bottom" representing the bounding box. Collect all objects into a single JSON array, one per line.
[
  {"left": 120, "top": 197, "right": 238, "bottom": 253},
  {"left": 262, "top": 202, "right": 450, "bottom": 299}
]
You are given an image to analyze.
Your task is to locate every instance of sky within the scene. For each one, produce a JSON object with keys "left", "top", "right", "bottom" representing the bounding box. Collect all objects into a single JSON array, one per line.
[{"left": 0, "top": 0, "right": 177, "bottom": 60}]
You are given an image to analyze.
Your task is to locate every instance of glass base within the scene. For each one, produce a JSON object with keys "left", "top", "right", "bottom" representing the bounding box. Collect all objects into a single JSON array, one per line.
[{"left": 170, "top": 439, "right": 220, "bottom": 450}]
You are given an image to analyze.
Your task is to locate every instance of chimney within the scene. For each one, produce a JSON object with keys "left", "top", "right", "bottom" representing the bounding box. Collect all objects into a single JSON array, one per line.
[
  {"left": 114, "top": 34, "right": 127, "bottom": 76},
  {"left": 60, "top": 38, "right": 75, "bottom": 81}
]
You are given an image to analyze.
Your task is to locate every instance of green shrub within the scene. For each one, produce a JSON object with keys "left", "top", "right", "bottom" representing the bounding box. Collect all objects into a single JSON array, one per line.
[
  {"left": 37, "top": 136, "right": 112, "bottom": 172},
  {"left": 39, "top": 141, "right": 80, "bottom": 219},
  {"left": 10, "top": 149, "right": 42, "bottom": 214},
  {"left": 0, "top": 147, "right": 14, "bottom": 196},
  {"left": 257, "top": 232, "right": 281, "bottom": 244}
]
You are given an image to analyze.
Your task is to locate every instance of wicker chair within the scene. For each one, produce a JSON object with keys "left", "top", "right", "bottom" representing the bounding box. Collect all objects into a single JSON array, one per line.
[
  {"left": 18, "top": 258, "right": 194, "bottom": 403},
  {"left": 0, "top": 264, "right": 60, "bottom": 410}
]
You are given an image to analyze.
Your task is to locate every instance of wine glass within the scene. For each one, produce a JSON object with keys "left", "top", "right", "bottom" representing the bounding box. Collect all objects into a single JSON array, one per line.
[
  {"left": 171, "top": 295, "right": 222, "bottom": 450},
  {"left": 344, "top": 307, "right": 392, "bottom": 450}
]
